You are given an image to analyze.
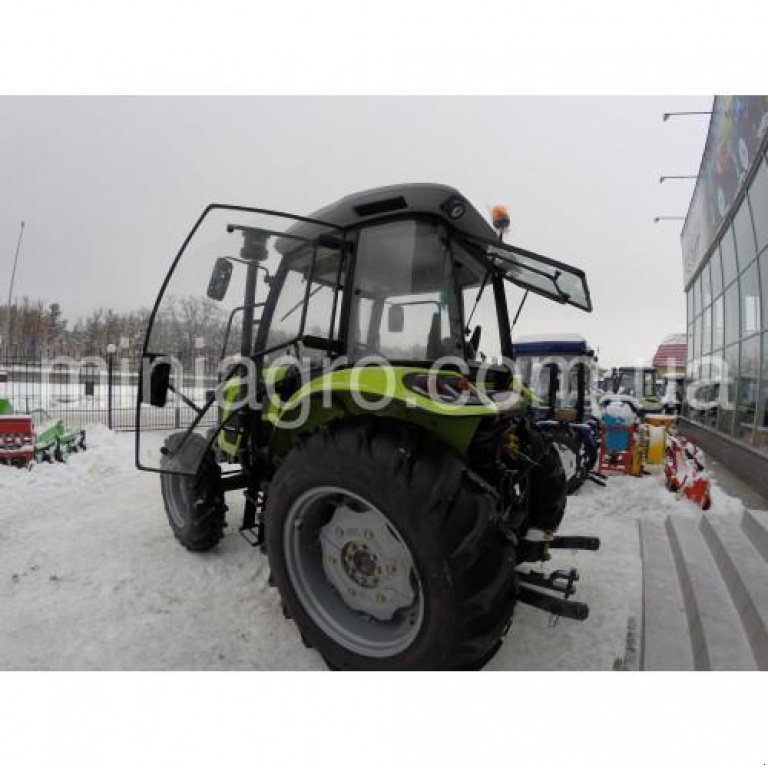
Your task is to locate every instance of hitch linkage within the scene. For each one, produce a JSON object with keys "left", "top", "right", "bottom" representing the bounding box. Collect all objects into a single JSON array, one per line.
[
  {"left": 587, "top": 471, "right": 607, "bottom": 487},
  {"left": 518, "top": 567, "right": 580, "bottom": 598},
  {"left": 518, "top": 586, "right": 590, "bottom": 621},
  {"left": 517, "top": 566, "right": 589, "bottom": 620},
  {"left": 548, "top": 535, "right": 601, "bottom": 551}
]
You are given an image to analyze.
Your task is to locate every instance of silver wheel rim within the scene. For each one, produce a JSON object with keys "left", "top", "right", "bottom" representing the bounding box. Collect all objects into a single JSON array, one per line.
[{"left": 283, "top": 486, "right": 424, "bottom": 658}]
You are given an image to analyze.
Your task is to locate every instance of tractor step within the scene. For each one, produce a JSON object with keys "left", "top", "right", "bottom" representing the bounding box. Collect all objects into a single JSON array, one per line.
[
  {"left": 239, "top": 522, "right": 264, "bottom": 547},
  {"left": 518, "top": 584, "right": 590, "bottom": 621},
  {"left": 239, "top": 487, "right": 265, "bottom": 547},
  {"left": 549, "top": 535, "right": 601, "bottom": 551}
]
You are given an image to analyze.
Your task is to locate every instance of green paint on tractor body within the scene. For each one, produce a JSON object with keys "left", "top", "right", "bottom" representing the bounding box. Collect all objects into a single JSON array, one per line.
[{"left": 216, "top": 364, "right": 527, "bottom": 458}]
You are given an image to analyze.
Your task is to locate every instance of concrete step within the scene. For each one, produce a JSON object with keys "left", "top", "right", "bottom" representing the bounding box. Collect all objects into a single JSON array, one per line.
[
  {"left": 638, "top": 519, "right": 694, "bottom": 670},
  {"left": 701, "top": 511, "right": 768, "bottom": 668},
  {"left": 665, "top": 515, "right": 756, "bottom": 670},
  {"left": 742, "top": 509, "right": 768, "bottom": 562}
]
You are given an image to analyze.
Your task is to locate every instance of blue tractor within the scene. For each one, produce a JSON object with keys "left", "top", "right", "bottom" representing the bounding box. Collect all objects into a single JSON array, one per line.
[{"left": 513, "top": 334, "right": 603, "bottom": 493}]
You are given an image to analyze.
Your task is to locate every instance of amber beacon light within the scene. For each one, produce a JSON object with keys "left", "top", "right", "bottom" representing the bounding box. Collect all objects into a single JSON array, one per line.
[{"left": 492, "top": 204, "right": 511, "bottom": 236}]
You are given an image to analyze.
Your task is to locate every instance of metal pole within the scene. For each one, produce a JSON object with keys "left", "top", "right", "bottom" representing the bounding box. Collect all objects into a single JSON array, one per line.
[
  {"left": 107, "top": 349, "right": 114, "bottom": 430},
  {"left": 4, "top": 221, "right": 25, "bottom": 353},
  {"left": 662, "top": 111, "right": 712, "bottom": 121},
  {"left": 659, "top": 175, "right": 697, "bottom": 184}
]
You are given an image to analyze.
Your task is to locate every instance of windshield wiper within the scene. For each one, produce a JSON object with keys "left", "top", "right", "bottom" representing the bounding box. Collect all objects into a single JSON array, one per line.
[{"left": 551, "top": 270, "right": 571, "bottom": 302}]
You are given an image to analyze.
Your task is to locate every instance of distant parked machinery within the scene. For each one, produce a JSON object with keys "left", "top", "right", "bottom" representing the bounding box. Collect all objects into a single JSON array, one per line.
[
  {"left": 611, "top": 365, "right": 663, "bottom": 415},
  {"left": 0, "top": 398, "right": 86, "bottom": 467},
  {"left": 513, "top": 334, "right": 603, "bottom": 493}
]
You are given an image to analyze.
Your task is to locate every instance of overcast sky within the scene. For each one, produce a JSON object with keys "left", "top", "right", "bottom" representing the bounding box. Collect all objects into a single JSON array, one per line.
[{"left": 0, "top": 96, "right": 711, "bottom": 367}]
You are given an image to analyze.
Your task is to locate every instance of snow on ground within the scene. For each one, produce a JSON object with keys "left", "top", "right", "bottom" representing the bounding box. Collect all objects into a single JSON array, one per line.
[{"left": 0, "top": 430, "right": 747, "bottom": 670}]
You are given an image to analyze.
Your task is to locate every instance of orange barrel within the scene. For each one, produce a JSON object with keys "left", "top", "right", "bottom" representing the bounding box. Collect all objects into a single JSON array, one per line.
[
  {"left": 645, "top": 413, "right": 677, "bottom": 429},
  {"left": 646, "top": 425, "right": 666, "bottom": 464}
]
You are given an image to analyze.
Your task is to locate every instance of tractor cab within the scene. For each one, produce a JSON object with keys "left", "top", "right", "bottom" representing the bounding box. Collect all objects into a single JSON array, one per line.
[
  {"left": 511, "top": 334, "right": 602, "bottom": 493},
  {"left": 137, "top": 184, "right": 592, "bottom": 474},
  {"left": 512, "top": 334, "right": 597, "bottom": 422},
  {"left": 611, "top": 365, "right": 662, "bottom": 414}
]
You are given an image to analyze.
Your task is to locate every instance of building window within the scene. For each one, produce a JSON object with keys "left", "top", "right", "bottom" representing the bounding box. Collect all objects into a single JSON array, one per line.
[
  {"left": 756, "top": 332, "right": 768, "bottom": 451},
  {"left": 694, "top": 313, "right": 702, "bottom": 361},
  {"left": 721, "top": 225, "right": 738, "bottom": 287},
  {"left": 686, "top": 286, "right": 693, "bottom": 325},
  {"left": 687, "top": 322, "right": 694, "bottom": 361},
  {"left": 713, "top": 295, "right": 725, "bottom": 350},
  {"left": 702, "top": 304, "right": 712, "bottom": 354},
  {"left": 701, "top": 260, "right": 712, "bottom": 308},
  {"left": 761, "top": 250, "right": 768, "bottom": 329},
  {"left": 710, "top": 245, "right": 724, "bottom": 297},
  {"left": 717, "top": 343, "right": 739, "bottom": 435},
  {"left": 735, "top": 334, "right": 760, "bottom": 443},
  {"left": 734, "top": 197, "right": 757, "bottom": 271},
  {"left": 724, "top": 281, "right": 740, "bottom": 346},
  {"left": 740, "top": 261, "right": 761, "bottom": 335},
  {"left": 748, "top": 157, "right": 768, "bottom": 253},
  {"left": 693, "top": 273, "right": 701, "bottom": 318}
]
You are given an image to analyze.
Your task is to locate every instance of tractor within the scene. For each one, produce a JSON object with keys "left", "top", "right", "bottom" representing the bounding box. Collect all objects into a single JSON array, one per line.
[
  {"left": 136, "top": 184, "right": 600, "bottom": 670},
  {"left": 511, "top": 334, "right": 603, "bottom": 493},
  {"left": 610, "top": 365, "right": 663, "bottom": 415}
]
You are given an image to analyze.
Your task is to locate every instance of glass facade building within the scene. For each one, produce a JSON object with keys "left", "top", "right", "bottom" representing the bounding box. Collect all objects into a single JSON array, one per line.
[{"left": 683, "top": 97, "right": 768, "bottom": 454}]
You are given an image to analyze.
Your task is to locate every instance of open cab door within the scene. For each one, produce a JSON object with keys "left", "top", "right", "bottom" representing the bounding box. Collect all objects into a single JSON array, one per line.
[{"left": 136, "top": 205, "right": 346, "bottom": 475}]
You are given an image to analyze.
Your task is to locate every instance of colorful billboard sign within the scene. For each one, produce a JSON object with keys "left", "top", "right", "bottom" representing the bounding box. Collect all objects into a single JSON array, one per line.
[{"left": 681, "top": 95, "right": 768, "bottom": 285}]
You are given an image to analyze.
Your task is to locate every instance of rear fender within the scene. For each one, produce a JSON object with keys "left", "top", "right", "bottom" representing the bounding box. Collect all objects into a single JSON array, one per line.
[{"left": 267, "top": 366, "right": 523, "bottom": 456}]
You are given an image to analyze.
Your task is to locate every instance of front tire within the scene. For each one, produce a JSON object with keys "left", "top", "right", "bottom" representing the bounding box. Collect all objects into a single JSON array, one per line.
[
  {"left": 265, "top": 418, "right": 518, "bottom": 670},
  {"left": 160, "top": 432, "right": 227, "bottom": 552}
]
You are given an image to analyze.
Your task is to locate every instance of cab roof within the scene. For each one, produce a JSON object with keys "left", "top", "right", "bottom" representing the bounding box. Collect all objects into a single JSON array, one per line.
[
  {"left": 306, "top": 183, "right": 497, "bottom": 240},
  {"left": 512, "top": 334, "right": 594, "bottom": 357}
]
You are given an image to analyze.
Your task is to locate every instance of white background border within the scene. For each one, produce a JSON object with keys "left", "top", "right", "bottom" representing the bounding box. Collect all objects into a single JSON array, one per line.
[{"left": 2, "top": 2, "right": 767, "bottom": 766}]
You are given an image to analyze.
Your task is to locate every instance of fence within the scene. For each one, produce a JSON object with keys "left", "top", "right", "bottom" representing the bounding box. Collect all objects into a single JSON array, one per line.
[{"left": 0, "top": 351, "right": 218, "bottom": 433}]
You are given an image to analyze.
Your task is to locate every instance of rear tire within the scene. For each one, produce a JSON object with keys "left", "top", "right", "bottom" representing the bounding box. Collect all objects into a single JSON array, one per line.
[
  {"left": 265, "top": 418, "right": 518, "bottom": 670},
  {"left": 160, "top": 432, "right": 227, "bottom": 552},
  {"left": 528, "top": 439, "right": 568, "bottom": 531}
]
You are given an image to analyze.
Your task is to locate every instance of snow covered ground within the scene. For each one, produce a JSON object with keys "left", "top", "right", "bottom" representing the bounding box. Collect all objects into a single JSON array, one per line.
[{"left": 0, "top": 428, "right": 746, "bottom": 670}]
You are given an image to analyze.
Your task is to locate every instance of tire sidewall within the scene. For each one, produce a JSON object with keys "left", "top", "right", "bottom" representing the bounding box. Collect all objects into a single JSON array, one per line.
[{"left": 266, "top": 428, "right": 473, "bottom": 669}]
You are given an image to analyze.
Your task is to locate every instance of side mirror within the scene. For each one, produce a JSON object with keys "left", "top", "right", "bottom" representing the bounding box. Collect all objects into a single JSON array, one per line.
[
  {"left": 207, "top": 257, "right": 233, "bottom": 301},
  {"left": 387, "top": 304, "right": 404, "bottom": 333},
  {"left": 144, "top": 359, "right": 171, "bottom": 407}
]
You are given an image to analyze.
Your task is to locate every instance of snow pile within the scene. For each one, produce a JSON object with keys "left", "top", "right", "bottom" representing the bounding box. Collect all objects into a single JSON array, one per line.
[
  {"left": 0, "top": 430, "right": 748, "bottom": 670},
  {"left": 1, "top": 425, "right": 121, "bottom": 498},
  {"left": 1, "top": 430, "right": 321, "bottom": 670}
]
